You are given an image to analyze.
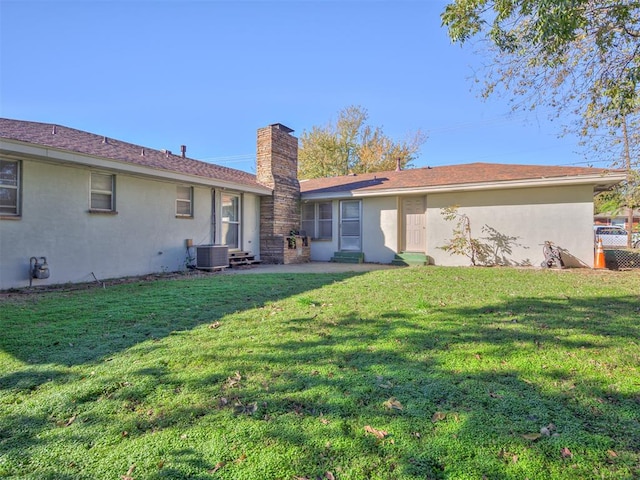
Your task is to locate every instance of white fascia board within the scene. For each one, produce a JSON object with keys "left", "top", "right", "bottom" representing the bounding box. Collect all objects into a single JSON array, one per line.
[
  {"left": 301, "top": 173, "right": 627, "bottom": 201},
  {"left": 0, "top": 139, "right": 272, "bottom": 195}
]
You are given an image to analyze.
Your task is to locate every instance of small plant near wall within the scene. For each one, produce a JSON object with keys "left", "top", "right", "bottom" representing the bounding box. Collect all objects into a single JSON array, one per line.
[
  {"left": 287, "top": 230, "right": 299, "bottom": 249},
  {"left": 439, "top": 206, "right": 526, "bottom": 266},
  {"left": 438, "top": 206, "right": 491, "bottom": 266}
]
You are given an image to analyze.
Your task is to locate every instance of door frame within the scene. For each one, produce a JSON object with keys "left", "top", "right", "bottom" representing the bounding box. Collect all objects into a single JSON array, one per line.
[{"left": 401, "top": 196, "right": 426, "bottom": 253}]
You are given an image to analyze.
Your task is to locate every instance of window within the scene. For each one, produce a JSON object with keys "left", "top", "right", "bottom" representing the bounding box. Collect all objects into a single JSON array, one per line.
[
  {"left": 221, "top": 193, "right": 240, "bottom": 249},
  {"left": 302, "top": 201, "right": 332, "bottom": 239},
  {"left": 0, "top": 160, "right": 20, "bottom": 216},
  {"left": 340, "top": 200, "right": 361, "bottom": 251},
  {"left": 176, "top": 186, "right": 193, "bottom": 217},
  {"left": 90, "top": 172, "right": 115, "bottom": 211}
]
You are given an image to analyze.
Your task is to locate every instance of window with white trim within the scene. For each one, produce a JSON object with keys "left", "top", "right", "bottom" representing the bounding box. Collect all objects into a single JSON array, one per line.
[
  {"left": 302, "top": 201, "right": 332, "bottom": 239},
  {"left": 176, "top": 186, "right": 193, "bottom": 217},
  {"left": 221, "top": 193, "right": 240, "bottom": 249},
  {"left": 90, "top": 172, "right": 115, "bottom": 211},
  {"left": 0, "top": 159, "right": 20, "bottom": 216}
]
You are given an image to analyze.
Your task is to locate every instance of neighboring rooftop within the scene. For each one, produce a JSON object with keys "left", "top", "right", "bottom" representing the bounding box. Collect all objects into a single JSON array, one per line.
[
  {"left": 0, "top": 118, "right": 263, "bottom": 190},
  {"left": 300, "top": 163, "right": 625, "bottom": 196}
]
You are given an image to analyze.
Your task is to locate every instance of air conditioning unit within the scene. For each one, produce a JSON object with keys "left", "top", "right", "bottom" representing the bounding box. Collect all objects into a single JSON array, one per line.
[{"left": 195, "top": 245, "right": 229, "bottom": 270}]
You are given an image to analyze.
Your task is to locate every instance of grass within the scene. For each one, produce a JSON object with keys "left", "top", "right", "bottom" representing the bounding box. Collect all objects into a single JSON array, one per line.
[{"left": 1, "top": 267, "right": 639, "bottom": 479}]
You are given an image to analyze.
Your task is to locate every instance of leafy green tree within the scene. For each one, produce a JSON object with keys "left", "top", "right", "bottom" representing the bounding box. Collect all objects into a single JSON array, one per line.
[
  {"left": 298, "top": 105, "right": 426, "bottom": 179},
  {"left": 442, "top": 0, "right": 640, "bottom": 243},
  {"left": 442, "top": 1, "right": 639, "bottom": 122}
]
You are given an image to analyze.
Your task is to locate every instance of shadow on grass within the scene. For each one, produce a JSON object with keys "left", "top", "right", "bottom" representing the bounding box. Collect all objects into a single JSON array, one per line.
[
  {"left": 0, "top": 272, "right": 362, "bottom": 374},
  {"left": 1, "top": 273, "right": 639, "bottom": 478},
  {"left": 227, "top": 298, "right": 639, "bottom": 478}
]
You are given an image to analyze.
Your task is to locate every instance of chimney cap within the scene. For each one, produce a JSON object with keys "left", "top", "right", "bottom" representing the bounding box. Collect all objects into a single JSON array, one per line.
[{"left": 270, "top": 123, "right": 294, "bottom": 134}]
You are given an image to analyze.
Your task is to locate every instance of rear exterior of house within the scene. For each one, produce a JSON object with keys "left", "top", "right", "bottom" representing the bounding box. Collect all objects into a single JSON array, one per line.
[
  {"left": 0, "top": 120, "right": 300, "bottom": 290},
  {"left": 300, "top": 164, "right": 626, "bottom": 268}
]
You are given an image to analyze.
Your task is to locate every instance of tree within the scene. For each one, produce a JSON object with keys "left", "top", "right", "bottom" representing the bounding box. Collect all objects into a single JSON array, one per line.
[
  {"left": 442, "top": 1, "right": 639, "bottom": 121},
  {"left": 298, "top": 105, "right": 426, "bottom": 179},
  {"left": 442, "top": 0, "right": 640, "bottom": 243},
  {"left": 591, "top": 113, "right": 640, "bottom": 243}
]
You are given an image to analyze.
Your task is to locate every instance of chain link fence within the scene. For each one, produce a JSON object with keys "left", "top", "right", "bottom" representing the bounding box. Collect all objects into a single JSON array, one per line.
[{"left": 603, "top": 249, "right": 640, "bottom": 270}]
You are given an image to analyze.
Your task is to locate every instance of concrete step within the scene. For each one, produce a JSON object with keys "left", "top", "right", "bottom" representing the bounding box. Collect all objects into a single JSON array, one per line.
[
  {"left": 330, "top": 252, "right": 364, "bottom": 264},
  {"left": 391, "top": 252, "right": 429, "bottom": 266},
  {"left": 228, "top": 251, "right": 262, "bottom": 267}
]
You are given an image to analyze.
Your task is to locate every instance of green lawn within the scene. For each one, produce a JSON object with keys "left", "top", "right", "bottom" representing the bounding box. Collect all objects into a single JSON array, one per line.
[{"left": 1, "top": 267, "right": 639, "bottom": 479}]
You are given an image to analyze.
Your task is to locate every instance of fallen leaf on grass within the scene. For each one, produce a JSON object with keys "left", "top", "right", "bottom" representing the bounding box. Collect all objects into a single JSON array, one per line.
[
  {"left": 325, "top": 472, "right": 335, "bottom": 480},
  {"left": 225, "top": 372, "right": 242, "bottom": 388},
  {"left": 233, "top": 401, "right": 257, "bottom": 415},
  {"left": 607, "top": 450, "right": 618, "bottom": 458},
  {"left": 522, "top": 433, "right": 542, "bottom": 441},
  {"left": 561, "top": 447, "right": 573, "bottom": 458},
  {"left": 208, "top": 321, "right": 221, "bottom": 329},
  {"left": 207, "top": 461, "right": 226, "bottom": 474},
  {"left": 121, "top": 463, "right": 136, "bottom": 480},
  {"left": 540, "top": 422, "right": 557, "bottom": 436},
  {"left": 383, "top": 397, "right": 404, "bottom": 411},
  {"left": 65, "top": 415, "right": 77, "bottom": 427},
  {"left": 364, "top": 425, "right": 388, "bottom": 439},
  {"left": 431, "top": 412, "right": 446, "bottom": 422}
]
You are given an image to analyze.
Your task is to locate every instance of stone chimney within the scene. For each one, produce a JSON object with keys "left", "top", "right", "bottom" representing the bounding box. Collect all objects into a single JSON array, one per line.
[{"left": 256, "top": 123, "right": 301, "bottom": 264}]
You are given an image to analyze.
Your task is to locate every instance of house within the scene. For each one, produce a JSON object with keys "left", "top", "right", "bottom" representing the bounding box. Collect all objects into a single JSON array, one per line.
[
  {"left": 1, "top": 117, "right": 627, "bottom": 290},
  {"left": 299, "top": 164, "right": 626, "bottom": 267},
  {"left": 0, "top": 119, "right": 303, "bottom": 290},
  {"left": 594, "top": 207, "right": 639, "bottom": 232}
]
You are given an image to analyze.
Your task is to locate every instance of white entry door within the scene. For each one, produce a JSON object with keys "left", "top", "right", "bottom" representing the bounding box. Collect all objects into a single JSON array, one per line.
[{"left": 403, "top": 197, "right": 425, "bottom": 252}]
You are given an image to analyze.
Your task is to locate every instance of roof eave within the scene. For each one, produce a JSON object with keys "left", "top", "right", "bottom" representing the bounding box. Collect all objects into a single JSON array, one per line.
[
  {"left": 0, "top": 138, "right": 272, "bottom": 195},
  {"left": 301, "top": 173, "right": 627, "bottom": 200}
]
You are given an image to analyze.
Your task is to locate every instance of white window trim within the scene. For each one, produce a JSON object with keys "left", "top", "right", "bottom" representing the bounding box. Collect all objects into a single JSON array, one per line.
[
  {"left": 90, "top": 172, "right": 116, "bottom": 213},
  {"left": 221, "top": 192, "right": 241, "bottom": 250},
  {"left": 176, "top": 185, "right": 194, "bottom": 217},
  {"left": 0, "top": 159, "right": 21, "bottom": 217},
  {"left": 302, "top": 201, "right": 333, "bottom": 240}
]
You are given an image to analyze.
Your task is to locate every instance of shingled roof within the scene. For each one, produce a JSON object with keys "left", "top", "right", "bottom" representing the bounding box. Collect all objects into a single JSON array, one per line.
[
  {"left": 0, "top": 118, "right": 265, "bottom": 191},
  {"left": 300, "top": 163, "right": 624, "bottom": 197}
]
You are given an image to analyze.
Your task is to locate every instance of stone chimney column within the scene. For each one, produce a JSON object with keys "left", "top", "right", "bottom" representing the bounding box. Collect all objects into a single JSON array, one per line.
[{"left": 256, "top": 124, "right": 301, "bottom": 263}]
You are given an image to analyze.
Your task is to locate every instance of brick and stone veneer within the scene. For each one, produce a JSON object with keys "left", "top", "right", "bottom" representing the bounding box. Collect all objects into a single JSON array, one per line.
[{"left": 256, "top": 124, "right": 308, "bottom": 264}]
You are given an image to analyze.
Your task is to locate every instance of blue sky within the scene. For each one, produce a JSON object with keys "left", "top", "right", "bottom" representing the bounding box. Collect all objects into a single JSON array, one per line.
[{"left": 1, "top": 0, "right": 593, "bottom": 173}]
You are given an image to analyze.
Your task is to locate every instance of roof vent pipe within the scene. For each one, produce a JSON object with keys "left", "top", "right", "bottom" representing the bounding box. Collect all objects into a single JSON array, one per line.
[
  {"left": 52, "top": 125, "right": 57, "bottom": 135},
  {"left": 102, "top": 136, "right": 108, "bottom": 144},
  {"left": 181, "top": 145, "right": 186, "bottom": 158},
  {"left": 395, "top": 157, "right": 402, "bottom": 172}
]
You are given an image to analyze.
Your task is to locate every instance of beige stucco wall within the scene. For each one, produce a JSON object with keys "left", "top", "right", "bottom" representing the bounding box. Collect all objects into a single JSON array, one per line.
[
  {"left": 362, "top": 196, "right": 398, "bottom": 263},
  {"left": 306, "top": 185, "right": 595, "bottom": 268},
  {"left": 240, "top": 193, "right": 261, "bottom": 258},
  {"left": 426, "top": 185, "right": 595, "bottom": 267},
  {"left": 0, "top": 159, "right": 261, "bottom": 289},
  {"left": 307, "top": 197, "right": 399, "bottom": 263}
]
